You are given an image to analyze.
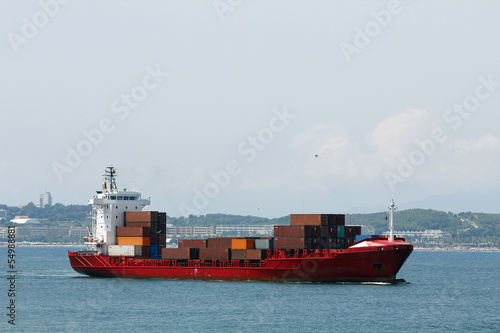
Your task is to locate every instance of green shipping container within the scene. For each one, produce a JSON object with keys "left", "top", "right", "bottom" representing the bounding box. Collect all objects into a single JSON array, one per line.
[{"left": 337, "top": 226, "right": 345, "bottom": 238}]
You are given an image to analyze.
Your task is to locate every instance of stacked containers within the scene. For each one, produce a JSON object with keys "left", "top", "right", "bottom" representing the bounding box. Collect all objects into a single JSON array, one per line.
[
  {"left": 161, "top": 247, "right": 199, "bottom": 260},
  {"left": 198, "top": 237, "right": 233, "bottom": 260},
  {"left": 122, "top": 211, "right": 167, "bottom": 258},
  {"left": 274, "top": 214, "right": 361, "bottom": 250}
]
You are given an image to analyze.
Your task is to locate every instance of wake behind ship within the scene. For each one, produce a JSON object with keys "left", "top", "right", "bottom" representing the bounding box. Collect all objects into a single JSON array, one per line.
[{"left": 69, "top": 167, "right": 413, "bottom": 282}]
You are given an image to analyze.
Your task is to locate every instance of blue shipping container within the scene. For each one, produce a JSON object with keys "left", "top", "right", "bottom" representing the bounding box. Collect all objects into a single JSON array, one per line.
[{"left": 150, "top": 244, "right": 160, "bottom": 259}]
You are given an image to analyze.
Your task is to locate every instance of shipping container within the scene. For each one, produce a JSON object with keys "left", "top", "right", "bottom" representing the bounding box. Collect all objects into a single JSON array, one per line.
[
  {"left": 142, "top": 246, "right": 150, "bottom": 258},
  {"left": 199, "top": 248, "right": 231, "bottom": 260},
  {"left": 124, "top": 211, "right": 159, "bottom": 223},
  {"left": 254, "top": 238, "right": 273, "bottom": 250},
  {"left": 158, "top": 212, "right": 167, "bottom": 223},
  {"left": 125, "top": 221, "right": 158, "bottom": 234},
  {"left": 329, "top": 214, "right": 345, "bottom": 226},
  {"left": 232, "top": 238, "right": 255, "bottom": 249},
  {"left": 338, "top": 238, "right": 346, "bottom": 249},
  {"left": 320, "top": 237, "right": 329, "bottom": 249},
  {"left": 150, "top": 244, "right": 160, "bottom": 259},
  {"left": 274, "top": 225, "right": 312, "bottom": 237},
  {"left": 274, "top": 237, "right": 312, "bottom": 249},
  {"left": 207, "top": 237, "right": 233, "bottom": 249},
  {"left": 247, "top": 249, "right": 267, "bottom": 260},
  {"left": 157, "top": 223, "right": 166, "bottom": 234},
  {"left": 353, "top": 226, "right": 362, "bottom": 236},
  {"left": 231, "top": 249, "right": 247, "bottom": 260},
  {"left": 320, "top": 226, "right": 329, "bottom": 238},
  {"left": 328, "top": 238, "right": 339, "bottom": 249},
  {"left": 178, "top": 239, "right": 207, "bottom": 248},
  {"left": 116, "top": 236, "right": 150, "bottom": 246},
  {"left": 311, "top": 226, "right": 321, "bottom": 237},
  {"left": 355, "top": 235, "right": 372, "bottom": 242},
  {"left": 337, "top": 226, "right": 345, "bottom": 238},
  {"left": 161, "top": 248, "right": 199, "bottom": 260},
  {"left": 346, "top": 237, "right": 355, "bottom": 248},
  {"left": 290, "top": 214, "right": 329, "bottom": 226},
  {"left": 116, "top": 226, "right": 150, "bottom": 237},
  {"left": 150, "top": 233, "right": 159, "bottom": 245},
  {"left": 108, "top": 245, "right": 143, "bottom": 257},
  {"left": 158, "top": 234, "right": 166, "bottom": 245},
  {"left": 345, "top": 226, "right": 354, "bottom": 238}
]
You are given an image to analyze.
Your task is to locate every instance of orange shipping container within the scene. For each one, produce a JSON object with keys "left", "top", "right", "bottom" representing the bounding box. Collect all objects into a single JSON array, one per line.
[
  {"left": 116, "top": 236, "right": 151, "bottom": 246},
  {"left": 231, "top": 238, "right": 255, "bottom": 249}
]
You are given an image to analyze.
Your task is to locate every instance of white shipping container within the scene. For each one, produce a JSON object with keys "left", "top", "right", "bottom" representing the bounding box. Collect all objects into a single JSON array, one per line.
[
  {"left": 108, "top": 245, "right": 143, "bottom": 257},
  {"left": 255, "top": 239, "right": 272, "bottom": 249}
]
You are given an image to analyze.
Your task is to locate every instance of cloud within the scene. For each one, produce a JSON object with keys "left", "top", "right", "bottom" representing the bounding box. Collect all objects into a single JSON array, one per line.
[
  {"left": 288, "top": 110, "right": 500, "bottom": 194},
  {"left": 368, "top": 109, "right": 434, "bottom": 162}
]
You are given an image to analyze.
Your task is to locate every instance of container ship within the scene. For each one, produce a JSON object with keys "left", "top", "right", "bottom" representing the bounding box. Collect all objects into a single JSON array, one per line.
[{"left": 68, "top": 167, "right": 413, "bottom": 282}]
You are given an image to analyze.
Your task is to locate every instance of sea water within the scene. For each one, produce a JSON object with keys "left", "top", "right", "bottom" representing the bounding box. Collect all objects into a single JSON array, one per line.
[{"left": 2, "top": 247, "right": 499, "bottom": 332}]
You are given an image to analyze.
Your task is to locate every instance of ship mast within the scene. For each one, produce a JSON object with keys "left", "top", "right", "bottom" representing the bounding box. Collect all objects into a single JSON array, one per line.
[
  {"left": 103, "top": 166, "right": 118, "bottom": 193},
  {"left": 389, "top": 199, "right": 396, "bottom": 241}
]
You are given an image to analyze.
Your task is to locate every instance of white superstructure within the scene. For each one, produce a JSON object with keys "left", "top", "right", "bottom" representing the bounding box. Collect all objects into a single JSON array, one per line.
[{"left": 87, "top": 167, "right": 150, "bottom": 254}]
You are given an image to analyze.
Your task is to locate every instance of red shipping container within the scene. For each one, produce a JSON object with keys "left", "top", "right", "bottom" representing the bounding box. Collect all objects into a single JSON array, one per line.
[
  {"left": 178, "top": 239, "right": 207, "bottom": 248},
  {"left": 345, "top": 226, "right": 354, "bottom": 238},
  {"left": 126, "top": 221, "right": 158, "bottom": 234},
  {"left": 116, "top": 226, "right": 150, "bottom": 237},
  {"left": 274, "top": 225, "right": 312, "bottom": 237},
  {"left": 161, "top": 248, "right": 199, "bottom": 260},
  {"left": 124, "top": 211, "right": 159, "bottom": 223},
  {"left": 207, "top": 237, "right": 233, "bottom": 249},
  {"left": 274, "top": 237, "right": 312, "bottom": 249},
  {"left": 199, "top": 248, "right": 230, "bottom": 260}
]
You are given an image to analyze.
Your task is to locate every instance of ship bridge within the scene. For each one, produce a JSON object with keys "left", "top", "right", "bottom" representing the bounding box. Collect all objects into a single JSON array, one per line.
[{"left": 88, "top": 167, "right": 150, "bottom": 254}]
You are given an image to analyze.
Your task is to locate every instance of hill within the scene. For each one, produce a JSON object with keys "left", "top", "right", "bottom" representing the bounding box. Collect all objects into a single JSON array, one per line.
[{"left": 1, "top": 203, "right": 499, "bottom": 239}]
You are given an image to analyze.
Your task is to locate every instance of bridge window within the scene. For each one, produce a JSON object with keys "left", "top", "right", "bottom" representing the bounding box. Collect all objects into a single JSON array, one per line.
[{"left": 110, "top": 196, "right": 116, "bottom": 200}]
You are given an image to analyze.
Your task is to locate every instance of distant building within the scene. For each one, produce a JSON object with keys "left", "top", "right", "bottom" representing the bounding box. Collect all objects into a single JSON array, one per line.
[
  {"left": 382, "top": 230, "right": 452, "bottom": 239},
  {"left": 10, "top": 216, "right": 40, "bottom": 224},
  {"left": 0, "top": 209, "right": 7, "bottom": 219},
  {"left": 40, "top": 192, "right": 52, "bottom": 208}
]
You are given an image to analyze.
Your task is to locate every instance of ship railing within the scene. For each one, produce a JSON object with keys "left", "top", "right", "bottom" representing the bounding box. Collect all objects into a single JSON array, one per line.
[{"left": 267, "top": 249, "right": 340, "bottom": 260}]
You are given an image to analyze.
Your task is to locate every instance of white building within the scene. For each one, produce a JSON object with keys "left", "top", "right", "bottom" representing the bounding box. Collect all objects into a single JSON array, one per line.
[
  {"left": 10, "top": 216, "right": 40, "bottom": 224},
  {"left": 40, "top": 192, "right": 52, "bottom": 208}
]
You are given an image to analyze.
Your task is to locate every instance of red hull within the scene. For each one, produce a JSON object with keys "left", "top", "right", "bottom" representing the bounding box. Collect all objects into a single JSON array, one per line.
[{"left": 69, "top": 238, "right": 412, "bottom": 282}]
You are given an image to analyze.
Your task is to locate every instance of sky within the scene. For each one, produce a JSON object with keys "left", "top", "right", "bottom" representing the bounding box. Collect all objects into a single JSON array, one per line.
[{"left": 1, "top": 0, "right": 500, "bottom": 217}]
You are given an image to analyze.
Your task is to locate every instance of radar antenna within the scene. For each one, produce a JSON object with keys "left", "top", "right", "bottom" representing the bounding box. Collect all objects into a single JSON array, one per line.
[{"left": 103, "top": 166, "right": 118, "bottom": 192}]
